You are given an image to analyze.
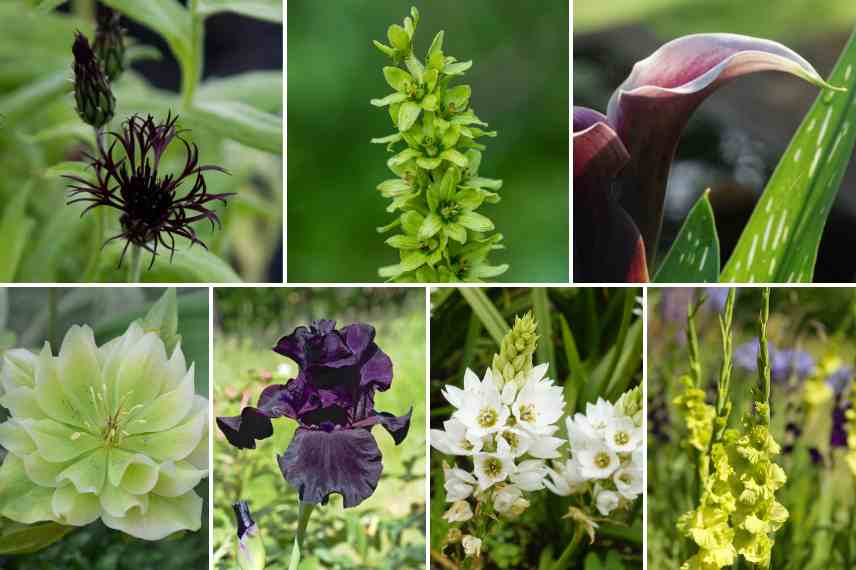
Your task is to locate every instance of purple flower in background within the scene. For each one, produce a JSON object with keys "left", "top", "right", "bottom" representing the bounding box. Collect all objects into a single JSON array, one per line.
[
  {"left": 703, "top": 288, "right": 729, "bottom": 314},
  {"left": 734, "top": 338, "right": 815, "bottom": 383},
  {"left": 825, "top": 365, "right": 853, "bottom": 395},
  {"left": 217, "top": 320, "right": 412, "bottom": 507},
  {"left": 831, "top": 401, "right": 850, "bottom": 448},
  {"left": 660, "top": 288, "right": 694, "bottom": 323}
]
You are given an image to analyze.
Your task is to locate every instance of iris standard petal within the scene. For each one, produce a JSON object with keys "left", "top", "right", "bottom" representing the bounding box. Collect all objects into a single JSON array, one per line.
[
  {"left": 606, "top": 33, "right": 837, "bottom": 264},
  {"left": 573, "top": 107, "right": 648, "bottom": 282},
  {"left": 277, "top": 428, "right": 383, "bottom": 508}
]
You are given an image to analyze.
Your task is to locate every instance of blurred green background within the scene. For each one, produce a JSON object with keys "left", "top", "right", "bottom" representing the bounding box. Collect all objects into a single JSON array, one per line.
[
  {"left": 0, "top": 287, "right": 209, "bottom": 569},
  {"left": 574, "top": 0, "right": 856, "bottom": 281},
  {"left": 287, "top": 1, "right": 569, "bottom": 283},
  {"left": 213, "top": 287, "right": 426, "bottom": 569}
]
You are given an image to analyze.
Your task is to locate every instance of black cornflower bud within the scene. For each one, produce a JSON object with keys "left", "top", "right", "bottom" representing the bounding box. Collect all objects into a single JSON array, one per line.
[
  {"left": 72, "top": 32, "right": 115, "bottom": 129},
  {"left": 93, "top": 8, "right": 126, "bottom": 82},
  {"left": 65, "top": 113, "right": 232, "bottom": 267}
]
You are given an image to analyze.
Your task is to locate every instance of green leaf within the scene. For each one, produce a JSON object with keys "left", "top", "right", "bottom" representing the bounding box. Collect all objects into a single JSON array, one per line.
[
  {"left": 0, "top": 72, "right": 69, "bottom": 125},
  {"left": 654, "top": 190, "right": 720, "bottom": 283},
  {"left": 102, "top": 243, "right": 241, "bottom": 283},
  {"left": 0, "top": 186, "right": 36, "bottom": 282},
  {"left": 288, "top": 537, "right": 301, "bottom": 570},
  {"left": 140, "top": 288, "right": 180, "bottom": 353},
  {"left": 558, "top": 314, "right": 587, "bottom": 412},
  {"left": 440, "top": 148, "right": 468, "bottom": 167},
  {"left": 186, "top": 101, "right": 282, "bottom": 154},
  {"left": 444, "top": 61, "right": 473, "bottom": 75},
  {"left": 531, "top": 289, "right": 556, "bottom": 377},
  {"left": 418, "top": 212, "right": 443, "bottom": 240},
  {"left": 197, "top": 71, "right": 282, "bottom": 112},
  {"left": 457, "top": 211, "right": 494, "bottom": 232},
  {"left": 29, "top": 0, "right": 67, "bottom": 13},
  {"left": 197, "top": 0, "right": 281, "bottom": 23},
  {"left": 383, "top": 67, "right": 412, "bottom": 92},
  {"left": 17, "top": 203, "right": 87, "bottom": 283},
  {"left": 722, "top": 31, "right": 856, "bottom": 283},
  {"left": 42, "top": 161, "right": 92, "bottom": 180},
  {"left": 370, "top": 92, "right": 408, "bottom": 107},
  {"left": 0, "top": 521, "right": 74, "bottom": 555},
  {"left": 457, "top": 288, "right": 510, "bottom": 346},
  {"left": 427, "top": 31, "right": 444, "bottom": 59},
  {"left": 397, "top": 101, "right": 422, "bottom": 132}
]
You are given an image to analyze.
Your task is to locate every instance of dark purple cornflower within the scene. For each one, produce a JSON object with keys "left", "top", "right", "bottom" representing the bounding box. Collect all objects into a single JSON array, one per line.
[
  {"left": 217, "top": 320, "right": 412, "bottom": 508},
  {"left": 65, "top": 113, "right": 231, "bottom": 267}
]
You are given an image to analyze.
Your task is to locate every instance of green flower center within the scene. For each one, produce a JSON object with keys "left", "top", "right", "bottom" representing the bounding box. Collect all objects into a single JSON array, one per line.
[
  {"left": 518, "top": 404, "right": 536, "bottom": 423},
  {"left": 483, "top": 457, "right": 503, "bottom": 477},
  {"left": 614, "top": 431, "right": 630, "bottom": 446},
  {"left": 88, "top": 385, "right": 143, "bottom": 447},
  {"left": 461, "top": 439, "right": 474, "bottom": 451},
  {"left": 595, "top": 452, "right": 612, "bottom": 469},
  {"left": 477, "top": 407, "right": 498, "bottom": 428},
  {"left": 439, "top": 200, "right": 460, "bottom": 223},
  {"left": 502, "top": 431, "right": 519, "bottom": 449}
]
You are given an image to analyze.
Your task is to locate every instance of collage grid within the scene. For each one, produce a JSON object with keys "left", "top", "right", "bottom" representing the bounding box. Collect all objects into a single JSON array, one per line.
[{"left": 0, "top": 2, "right": 855, "bottom": 570}]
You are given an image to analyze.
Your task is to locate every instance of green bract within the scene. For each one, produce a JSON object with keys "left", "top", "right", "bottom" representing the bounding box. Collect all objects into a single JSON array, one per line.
[
  {"left": 0, "top": 322, "right": 208, "bottom": 541},
  {"left": 372, "top": 7, "right": 508, "bottom": 282}
]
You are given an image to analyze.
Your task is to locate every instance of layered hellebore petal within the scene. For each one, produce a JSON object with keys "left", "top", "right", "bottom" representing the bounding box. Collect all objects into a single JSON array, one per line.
[
  {"left": 573, "top": 107, "right": 648, "bottom": 283},
  {"left": 217, "top": 320, "right": 411, "bottom": 509},
  {"left": 0, "top": 323, "right": 208, "bottom": 540},
  {"left": 575, "top": 33, "right": 837, "bottom": 280}
]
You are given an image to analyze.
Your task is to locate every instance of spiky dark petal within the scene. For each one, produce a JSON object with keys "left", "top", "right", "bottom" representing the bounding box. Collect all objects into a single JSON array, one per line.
[{"left": 63, "top": 113, "right": 232, "bottom": 268}]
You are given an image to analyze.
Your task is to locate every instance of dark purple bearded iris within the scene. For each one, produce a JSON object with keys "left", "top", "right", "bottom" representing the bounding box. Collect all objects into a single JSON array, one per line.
[{"left": 216, "top": 320, "right": 412, "bottom": 508}]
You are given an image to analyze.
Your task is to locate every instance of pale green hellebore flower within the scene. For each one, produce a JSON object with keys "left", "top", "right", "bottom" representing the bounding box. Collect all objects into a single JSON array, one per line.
[{"left": 0, "top": 322, "right": 208, "bottom": 540}]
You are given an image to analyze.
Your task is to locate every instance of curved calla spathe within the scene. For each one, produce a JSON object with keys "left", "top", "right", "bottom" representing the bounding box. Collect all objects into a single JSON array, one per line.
[{"left": 574, "top": 33, "right": 841, "bottom": 282}]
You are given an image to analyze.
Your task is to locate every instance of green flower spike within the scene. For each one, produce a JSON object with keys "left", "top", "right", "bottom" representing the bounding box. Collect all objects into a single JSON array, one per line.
[
  {"left": 491, "top": 312, "right": 538, "bottom": 388},
  {"left": 0, "top": 322, "right": 208, "bottom": 540},
  {"left": 373, "top": 6, "right": 507, "bottom": 282}
]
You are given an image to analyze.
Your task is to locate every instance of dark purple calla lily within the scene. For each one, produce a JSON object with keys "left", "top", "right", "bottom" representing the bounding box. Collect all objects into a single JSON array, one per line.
[
  {"left": 216, "top": 320, "right": 412, "bottom": 508},
  {"left": 574, "top": 33, "right": 836, "bottom": 282}
]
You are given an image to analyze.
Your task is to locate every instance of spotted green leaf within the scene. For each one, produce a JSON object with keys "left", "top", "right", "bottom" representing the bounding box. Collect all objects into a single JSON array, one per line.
[
  {"left": 722, "top": 30, "right": 856, "bottom": 283},
  {"left": 654, "top": 191, "right": 720, "bottom": 283}
]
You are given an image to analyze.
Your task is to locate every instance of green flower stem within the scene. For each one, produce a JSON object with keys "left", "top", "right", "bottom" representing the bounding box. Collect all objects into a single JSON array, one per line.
[
  {"left": 182, "top": 0, "right": 204, "bottom": 110},
  {"left": 553, "top": 525, "right": 584, "bottom": 570},
  {"left": 73, "top": 0, "right": 94, "bottom": 21},
  {"left": 757, "top": 288, "right": 772, "bottom": 423},
  {"left": 83, "top": 127, "right": 106, "bottom": 282},
  {"left": 713, "top": 288, "right": 737, "bottom": 432},
  {"left": 126, "top": 245, "right": 143, "bottom": 283}
]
